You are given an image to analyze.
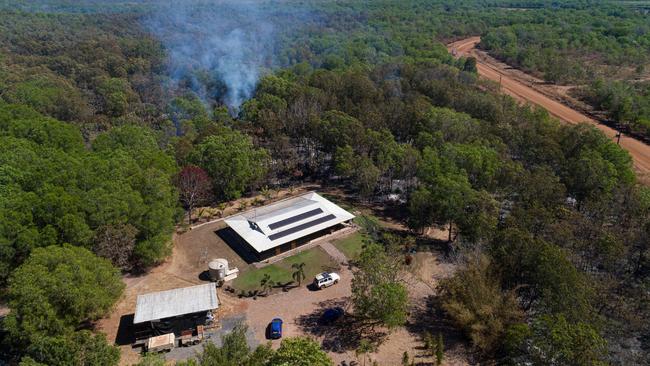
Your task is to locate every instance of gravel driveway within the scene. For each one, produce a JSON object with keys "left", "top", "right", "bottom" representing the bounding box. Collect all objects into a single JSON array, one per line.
[
  {"left": 244, "top": 242, "right": 353, "bottom": 346},
  {"left": 166, "top": 314, "right": 258, "bottom": 362}
]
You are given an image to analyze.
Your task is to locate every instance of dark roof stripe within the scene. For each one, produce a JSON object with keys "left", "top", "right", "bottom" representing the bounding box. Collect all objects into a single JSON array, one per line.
[
  {"left": 268, "top": 208, "right": 324, "bottom": 230},
  {"left": 268, "top": 214, "right": 337, "bottom": 241}
]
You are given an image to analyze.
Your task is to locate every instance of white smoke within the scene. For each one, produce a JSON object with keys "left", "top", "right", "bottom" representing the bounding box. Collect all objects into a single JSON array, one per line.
[{"left": 145, "top": 1, "right": 276, "bottom": 112}]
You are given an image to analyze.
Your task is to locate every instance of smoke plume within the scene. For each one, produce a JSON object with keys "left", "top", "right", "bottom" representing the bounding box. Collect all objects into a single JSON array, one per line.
[{"left": 144, "top": 1, "right": 277, "bottom": 112}]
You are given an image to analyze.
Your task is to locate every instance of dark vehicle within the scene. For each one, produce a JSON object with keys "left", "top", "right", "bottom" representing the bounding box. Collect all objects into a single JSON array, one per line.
[
  {"left": 320, "top": 307, "right": 344, "bottom": 325},
  {"left": 270, "top": 318, "right": 283, "bottom": 339}
]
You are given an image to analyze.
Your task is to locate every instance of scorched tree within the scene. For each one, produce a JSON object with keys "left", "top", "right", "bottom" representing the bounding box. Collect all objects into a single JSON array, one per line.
[{"left": 175, "top": 165, "right": 213, "bottom": 224}]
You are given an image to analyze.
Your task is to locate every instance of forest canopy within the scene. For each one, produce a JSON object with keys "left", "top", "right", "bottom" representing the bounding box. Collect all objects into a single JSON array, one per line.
[
  {"left": 0, "top": 102, "right": 178, "bottom": 283},
  {"left": 0, "top": 0, "right": 649, "bottom": 365}
]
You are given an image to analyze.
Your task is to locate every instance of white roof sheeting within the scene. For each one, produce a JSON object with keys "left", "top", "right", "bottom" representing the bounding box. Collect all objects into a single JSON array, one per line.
[
  {"left": 133, "top": 283, "right": 218, "bottom": 324},
  {"left": 224, "top": 192, "right": 355, "bottom": 253}
]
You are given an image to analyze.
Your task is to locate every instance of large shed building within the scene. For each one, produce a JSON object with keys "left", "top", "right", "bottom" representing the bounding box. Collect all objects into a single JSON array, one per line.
[
  {"left": 222, "top": 192, "right": 354, "bottom": 261},
  {"left": 133, "top": 283, "right": 219, "bottom": 340}
]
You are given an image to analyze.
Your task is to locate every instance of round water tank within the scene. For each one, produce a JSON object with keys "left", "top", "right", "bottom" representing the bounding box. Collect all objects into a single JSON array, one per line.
[{"left": 208, "top": 259, "right": 228, "bottom": 281}]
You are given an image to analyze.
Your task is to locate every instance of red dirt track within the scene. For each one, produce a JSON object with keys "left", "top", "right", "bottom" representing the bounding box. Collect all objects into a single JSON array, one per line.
[{"left": 448, "top": 37, "right": 650, "bottom": 179}]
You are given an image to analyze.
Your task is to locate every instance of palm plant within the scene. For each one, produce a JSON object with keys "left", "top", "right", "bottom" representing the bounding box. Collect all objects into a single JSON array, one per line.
[
  {"left": 260, "top": 273, "right": 275, "bottom": 295},
  {"left": 261, "top": 185, "right": 273, "bottom": 200},
  {"left": 291, "top": 262, "right": 306, "bottom": 286}
]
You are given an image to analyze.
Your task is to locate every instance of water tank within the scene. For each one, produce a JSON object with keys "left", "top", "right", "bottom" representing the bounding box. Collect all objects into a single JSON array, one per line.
[{"left": 208, "top": 259, "right": 228, "bottom": 281}]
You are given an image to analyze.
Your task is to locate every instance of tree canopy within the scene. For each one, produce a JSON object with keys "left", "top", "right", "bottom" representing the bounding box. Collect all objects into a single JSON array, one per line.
[
  {"left": 0, "top": 103, "right": 177, "bottom": 281},
  {"left": 0, "top": 0, "right": 649, "bottom": 364},
  {"left": 5, "top": 245, "right": 123, "bottom": 365}
]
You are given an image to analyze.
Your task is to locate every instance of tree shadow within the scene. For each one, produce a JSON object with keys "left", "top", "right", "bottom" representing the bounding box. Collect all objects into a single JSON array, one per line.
[
  {"left": 273, "top": 280, "right": 298, "bottom": 292},
  {"left": 296, "top": 298, "right": 388, "bottom": 353},
  {"left": 406, "top": 294, "right": 475, "bottom": 363},
  {"left": 414, "top": 235, "right": 457, "bottom": 260}
]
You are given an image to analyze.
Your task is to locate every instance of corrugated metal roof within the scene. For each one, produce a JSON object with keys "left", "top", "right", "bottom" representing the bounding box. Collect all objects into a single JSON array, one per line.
[
  {"left": 133, "top": 283, "right": 219, "bottom": 324},
  {"left": 224, "top": 192, "right": 355, "bottom": 253}
]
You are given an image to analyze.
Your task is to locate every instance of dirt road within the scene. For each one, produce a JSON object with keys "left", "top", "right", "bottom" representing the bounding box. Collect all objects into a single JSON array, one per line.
[{"left": 448, "top": 37, "right": 650, "bottom": 179}]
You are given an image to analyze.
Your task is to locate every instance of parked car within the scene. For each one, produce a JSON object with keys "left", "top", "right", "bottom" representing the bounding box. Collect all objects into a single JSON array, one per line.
[
  {"left": 313, "top": 272, "right": 340, "bottom": 289},
  {"left": 270, "top": 318, "right": 283, "bottom": 339},
  {"left": 320, "top": 307, "right": 344, "bottom": 325}
]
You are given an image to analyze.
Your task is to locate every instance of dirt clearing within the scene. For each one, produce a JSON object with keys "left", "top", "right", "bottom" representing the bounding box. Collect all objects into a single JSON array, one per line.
[{"left": 98, "top": 187, "right": 470, "bottom": 365}]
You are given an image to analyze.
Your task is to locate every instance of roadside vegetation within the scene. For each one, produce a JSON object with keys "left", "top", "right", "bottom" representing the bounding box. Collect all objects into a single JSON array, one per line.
[
  {"left": 0, "top": 0, "right": 649, "bottom": 365},
  {"left": 479, "top": 2, "right": 650, "bottom": 139}
]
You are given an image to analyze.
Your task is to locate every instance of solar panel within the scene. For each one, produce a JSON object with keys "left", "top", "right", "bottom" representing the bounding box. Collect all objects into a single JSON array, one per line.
[
  {"left": 268, "top": 214, "right": 337, "bottom": 241},
  {"left": 268, "top": 208, "right": 324, "bottom": 230}
]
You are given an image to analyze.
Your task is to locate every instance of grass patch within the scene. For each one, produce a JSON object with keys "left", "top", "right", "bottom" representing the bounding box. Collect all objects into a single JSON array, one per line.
[
  {"left": 333, "top": 232, "right": 366, "bottom": 260},
  {"left": 232, "top": 246, "right": 338, "bottom": 292}
]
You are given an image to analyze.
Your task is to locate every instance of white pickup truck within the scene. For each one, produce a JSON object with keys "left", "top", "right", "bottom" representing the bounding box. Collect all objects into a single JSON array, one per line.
[{"left": 313, "top": 272, "right": 340, "bottom": 289}]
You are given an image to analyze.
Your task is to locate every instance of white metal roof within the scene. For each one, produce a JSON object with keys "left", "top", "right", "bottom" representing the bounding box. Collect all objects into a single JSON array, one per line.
[
  {"left": 133, "top": 283, "right": 218, "bottom": 324},
  {"left": 224, "top": 192, "right": 355, "bottom": 253}
]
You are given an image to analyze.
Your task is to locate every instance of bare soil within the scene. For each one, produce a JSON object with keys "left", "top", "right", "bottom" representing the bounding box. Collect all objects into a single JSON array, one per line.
[
  {"left": 97, "top": 218, "right": 253, "bottom": 365},
  {"left": 448, "top": 37, "right": 650, "bottom": 183}
]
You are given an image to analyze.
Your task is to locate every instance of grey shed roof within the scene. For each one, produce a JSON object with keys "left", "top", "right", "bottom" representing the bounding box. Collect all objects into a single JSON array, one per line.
[{"left": 133, "top": 283, "right": 219, "bottom": 324}]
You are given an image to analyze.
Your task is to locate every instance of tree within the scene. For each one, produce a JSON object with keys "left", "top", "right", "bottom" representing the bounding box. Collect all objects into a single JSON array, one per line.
[
  {"left": 291, "top": 262, "right": 306, "bottom": 287},
  {"left": 334, "top": 145, "right": 355, "bottom": 177},
  {"left": 178, "top": 322, "right": 273, "bottom": 366},
  {"left": 175, "top": 165, "right": 213, "bottom": 224},
  {"left": 96, "top": 77, "right": 135, "bottom": 117},
  {"left": 407, "top": 187, "right": 436, "bottom": 232},
  {"left": 463, "top": 57, "right": 478, "bottom": 73},
  {"left": 355, "top": 339, "right": 376, "bottom": 366},
  {"left": 134, "top": 354, "right": 166, "bottom": 366},
  {"left": 317, "top": 110, "right": 365, "bottom": 153},
  {"left": 354, "top": 156, "right": 381, "bottom": 198},
  {"left": 260, "top": 273, "right": 275, "bottom": 296},
  {"left": 529, "top": 314, "right": 607, "bottom": 366},
  {"left": 491, "top": 228, "right": 594, "bottom": 322},
  {"left": 565, "top": 149, "right": 618, "bottom": 201},
  {"left": 560, "top": 124, "right": 634, "bottom": 201},
  {"left": 515, "top": 166, "right": 567, "bottom": 209},
  {"left": 270, "top": 337, "right": 333, "bottom": 366},
  {"left": 410, "top": 169, "right": 479, "bottom": 241},
  {"left": 5, "top": 245, "right": 124, "bottom": 345},
  {"left": 0, "top": 107, "right": 177, "bottom": 283},
  {"left": 424, "top": 332, "right": 435, "bottom": 357},
  {"left": 23, "top": 331, "right": 119, "bottom": 366},
  {"left": 435, "top": 333, "right": 444, "bottom": 365},
  {"left": 443, "top": 143, "right": 500, "bottom": 189},
  {"left": 439, "top": 252, "right": 522, "bottom": 354},
  {"left": 5, "top": 73, "right": 89, "bottom": 122},
  {"left": 93, "top": 223, "right": 138, "bottom": 271},
  {"left": 190, "top": 127, "right": 269, "bottom": 200},
  {"left": 352, "top": 241, "right": 408, "bottom": 328},
  {"left": 401, "top": 351, "right": 410, "bottom": 366}
]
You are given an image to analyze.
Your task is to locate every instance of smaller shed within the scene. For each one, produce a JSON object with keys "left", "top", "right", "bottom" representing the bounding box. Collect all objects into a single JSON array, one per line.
[{"left": 133, "top": 283, "right": 218, "bottom": 340}]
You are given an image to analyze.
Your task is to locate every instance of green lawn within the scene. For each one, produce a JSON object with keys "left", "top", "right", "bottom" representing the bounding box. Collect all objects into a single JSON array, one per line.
[
  {"left": 333, "top": 232, "right": 366, "bottom": 260},
  {"left": 232, "top": 246, "right": 338, "bottom": 292}
]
